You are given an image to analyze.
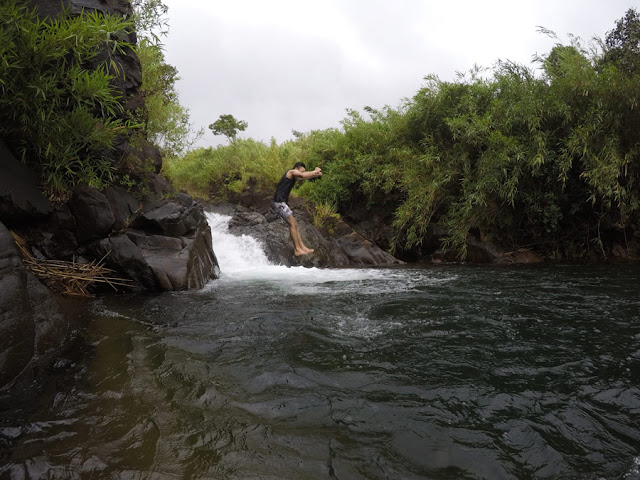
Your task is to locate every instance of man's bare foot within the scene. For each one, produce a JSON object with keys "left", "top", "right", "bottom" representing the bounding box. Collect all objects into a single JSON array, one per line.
[
  {"left": 305, "top": 248, "right": 314, "bottom": 254},
  {"left": 294, "top": 249, "right": 308, "bottom": 256}
]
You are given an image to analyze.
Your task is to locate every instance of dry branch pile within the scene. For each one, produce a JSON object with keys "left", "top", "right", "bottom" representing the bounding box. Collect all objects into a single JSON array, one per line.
[{"left": 10, "top": 231, "right": 134, "bottom": 296}]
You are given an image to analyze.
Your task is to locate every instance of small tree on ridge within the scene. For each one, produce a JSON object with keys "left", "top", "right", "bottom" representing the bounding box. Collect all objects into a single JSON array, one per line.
[{"left": 208, "top": 114, "right": 248, "bottom": 143}]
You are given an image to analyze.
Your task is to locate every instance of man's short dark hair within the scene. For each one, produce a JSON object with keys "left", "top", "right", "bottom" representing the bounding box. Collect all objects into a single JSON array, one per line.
[{"left": 293, "top": 162, "right": 306, "bottom": 169}]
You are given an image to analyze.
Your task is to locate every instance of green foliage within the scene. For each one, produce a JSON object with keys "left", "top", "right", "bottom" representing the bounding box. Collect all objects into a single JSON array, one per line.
[
  {"left": 602, "top": 8, "right": 640, "bottom": 75},
  {"left": 0, "top": 1, "right": 136, "bottom": 196},
  {"left": 163, "top": 138, "right": 296, "bottom": 200},
  {"left": 209, "top": 114, "right": 248, "bottom": 143},
  {"left": 167, "top": 10, "right": 640, "bottom": 260},
  {"left": 298, "top": 22, "right": 640, "bottom": 259},
  {"left": 135, "top": 38, "right": 201, "bottom": 159},
  {"left": 131, "top": 0, "right": 169, "bottom": 45},
  {"left": 312, "top": 201, "right": 340, "bottom": 233}
]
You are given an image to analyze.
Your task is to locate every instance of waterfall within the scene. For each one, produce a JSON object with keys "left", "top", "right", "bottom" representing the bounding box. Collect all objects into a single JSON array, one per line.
[
  {"left": 205, "top": 211, "right": 273, "bottom": 273},
  {"left": 204, "top": 211, "right": 406, "bottom": 286}
]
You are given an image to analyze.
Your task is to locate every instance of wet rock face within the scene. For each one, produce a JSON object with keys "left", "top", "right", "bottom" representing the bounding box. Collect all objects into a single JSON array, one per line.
[
  {"left": 217, "top": 199, "right": 403, "bottom": 268},
  {"left": 0, "top": 140, "right": 53, "bottom": 225},
  {"left": 68, "top": 187, "right": 116, "bottom": 243},
  {"left": 75, "top": 187, "right": 220, "bottom": 291},
  {"left": 26, "top": 0, "right": 151, "bottom": 165},
  {"left": 27, "top": 0, "right": 141, "bottom": 100},
  {"left": 0, "top": 222, "right": 67, "bottom": 389},
  {"left": 27, "top": 0, "right": 131, "bottom": 18},
  {"left": 1, "top": 136, "right": 218, "bottom": 292}
]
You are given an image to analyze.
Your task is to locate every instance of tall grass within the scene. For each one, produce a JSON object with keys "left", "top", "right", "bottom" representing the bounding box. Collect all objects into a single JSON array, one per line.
[{"left": 163, "top": 138, "right": 309, "bottom": 200}]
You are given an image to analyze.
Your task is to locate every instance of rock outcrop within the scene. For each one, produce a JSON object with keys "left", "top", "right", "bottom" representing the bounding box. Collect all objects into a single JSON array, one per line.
[
  {"left": 86, "top": 192, "right": 220, "bottom": 291},
  {"left": 0, "top": 222, "right": 67, "bottom": 389},
  {"left": 0, "top": 0, "right": 221, "bottom": 392},
  {"left": 0, "top": 141, "right": 53, "bottom": 225},
  {"left": 27, "top": 0, "right": 143, "bottom": 112},
  {"left": 1, "top": 139, "right": 219, "bottom": 293},
  {"left": 0, "top": 146, "right": 219, "bottom": 392},
  {"left": 211, "top": 196, "right": 403, "bottom": 268}
]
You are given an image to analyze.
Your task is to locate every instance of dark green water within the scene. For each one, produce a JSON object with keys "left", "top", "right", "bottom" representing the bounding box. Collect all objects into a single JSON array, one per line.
[{"left": 1, "top": 262, "right": 640, "bottom": 479}]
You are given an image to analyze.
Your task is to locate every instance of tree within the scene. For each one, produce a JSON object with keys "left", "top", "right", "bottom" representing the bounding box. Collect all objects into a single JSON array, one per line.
[
  {"left": 602, "top": 8, "right": 640, "bottom": 74},
  {"left": 208, "top": 114, "right": 248, "bottom": 143},
  {"left": 136, "top": 39, "right": 202, "bottom": 158},
  {"left": 131, "top": 0, "right": 201, "bottom": 159}
]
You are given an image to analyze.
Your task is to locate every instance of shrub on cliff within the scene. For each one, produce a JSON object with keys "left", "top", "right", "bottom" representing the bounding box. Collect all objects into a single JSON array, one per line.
[
  {"left": 135, "top": 38, "right": 202, "bottom": 160},
  {"left": 131, "top": 0, "right": 202, "bottom": 162},
  {"left": 0, "top": 1, "right": 137, "bottom": 197}
]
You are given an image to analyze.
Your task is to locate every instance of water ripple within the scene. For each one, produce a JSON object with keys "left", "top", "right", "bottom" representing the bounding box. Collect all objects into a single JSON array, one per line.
[{"left": 1, "top": 264, "right": 639, "bottom": 479}]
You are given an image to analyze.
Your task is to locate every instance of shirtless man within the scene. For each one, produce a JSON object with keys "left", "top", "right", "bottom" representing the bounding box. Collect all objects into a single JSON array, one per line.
[{"left": 271, "top": 162, "right": 322, "bottom": 256}]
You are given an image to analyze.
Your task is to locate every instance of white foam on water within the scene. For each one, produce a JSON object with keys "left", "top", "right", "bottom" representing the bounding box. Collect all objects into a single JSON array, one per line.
[
  {"left": 625, "top": 456, "right": 640, "bottom": 479},
  {"left": 205, "top": 211, "right": 273, "bottom": 277}
]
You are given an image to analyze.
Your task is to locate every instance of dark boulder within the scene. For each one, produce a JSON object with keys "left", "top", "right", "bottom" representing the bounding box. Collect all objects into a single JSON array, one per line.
[
  {"left": 104, "top": 186, "right": 140, "bottom": 231},
  {"left": 0, "top": 140, "right": 53, "bottom": 226},
  {"left": 87, "top": 234, "right": 158, "bottom": 290},
  {"left": 132, "top": 200, "right": 201, "bottom": 237},
  {"left": 429, "top": 234, "right": 545, "bottom": 264},
  {"left": 228, "top": 209, "right": 348, "bottom": 267},
  {"left": 0, "top": 221, "right": 67, "bottom": 389},
  {"left": 126, "top": 220, "right": 219, "bottom": 291},
  {"left": 38, "top": 228, "right": 78, "bottom": 261},
  {"left": 335, "top": 231, "right": 400, "bottom": 266},
  {"left": 68, "top": 187, "right": 115, "bottom": 243},
  {"left": 145, "top": 172, "right": 173, "bottom": 200},
  {"left": 61, "top": 187, "right": 219, "bottom": 291},
  {"left": 174, "top": 191, "right": 194, "bottom": 208},
  {"left": 496, "top": 249, "right": 544, "bottom": 264},
  {"left": 80, "top": 191, "right": 220, "bottom": 291},
  {"left": 465, "top": 234, "right": 545, "bottom": 264}
]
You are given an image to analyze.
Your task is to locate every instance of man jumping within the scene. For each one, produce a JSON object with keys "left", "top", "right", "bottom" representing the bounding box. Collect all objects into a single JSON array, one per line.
[{"left": 271, "top": 162, "right": 322, "bottom": 256}]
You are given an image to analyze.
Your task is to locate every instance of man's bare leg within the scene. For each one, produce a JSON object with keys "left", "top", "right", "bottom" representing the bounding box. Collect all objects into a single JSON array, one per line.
[{"left": 287, "top": 215, "right": 314, "bottom": 255}]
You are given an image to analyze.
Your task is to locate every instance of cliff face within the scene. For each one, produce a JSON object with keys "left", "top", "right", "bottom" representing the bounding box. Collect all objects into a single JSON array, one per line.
[
  {"left": 27, "top": 0, "right": 131, "bottom": 16},
  {"left": 0, "top": 222, "right": 67, "bottom": 389},
  {"left": 0, "top": 1, "right": 219, "bottom": 390}
]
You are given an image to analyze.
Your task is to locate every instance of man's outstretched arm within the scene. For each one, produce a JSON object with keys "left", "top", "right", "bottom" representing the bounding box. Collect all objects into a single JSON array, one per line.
[{"left": 290, "top": 167, "right": 322, "bottom": 179}]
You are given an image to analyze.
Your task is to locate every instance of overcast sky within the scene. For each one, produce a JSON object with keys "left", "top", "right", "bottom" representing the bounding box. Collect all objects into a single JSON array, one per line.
[{"left": 160, "top": 0, "right": 638, "bottom": 148}]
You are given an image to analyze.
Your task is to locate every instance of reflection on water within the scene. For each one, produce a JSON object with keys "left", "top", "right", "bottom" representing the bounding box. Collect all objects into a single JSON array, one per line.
[{"left": 0, "top": 214, "right": 639, "bottom": 479}]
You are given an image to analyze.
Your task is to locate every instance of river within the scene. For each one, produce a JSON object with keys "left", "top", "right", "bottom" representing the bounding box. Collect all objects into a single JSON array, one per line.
[{"left": 1, "top": 212, "right": 639, "bottom": 479}]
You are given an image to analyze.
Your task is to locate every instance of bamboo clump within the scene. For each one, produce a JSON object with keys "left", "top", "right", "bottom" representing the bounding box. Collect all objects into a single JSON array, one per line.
[{"left": 10, "top": 231, "right": 134, "bottom": 297}]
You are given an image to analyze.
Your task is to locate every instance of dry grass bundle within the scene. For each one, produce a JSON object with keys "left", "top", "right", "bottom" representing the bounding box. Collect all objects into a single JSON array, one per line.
[{"left": 10, "top": 231, "right": 134, "bottom": 296}]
